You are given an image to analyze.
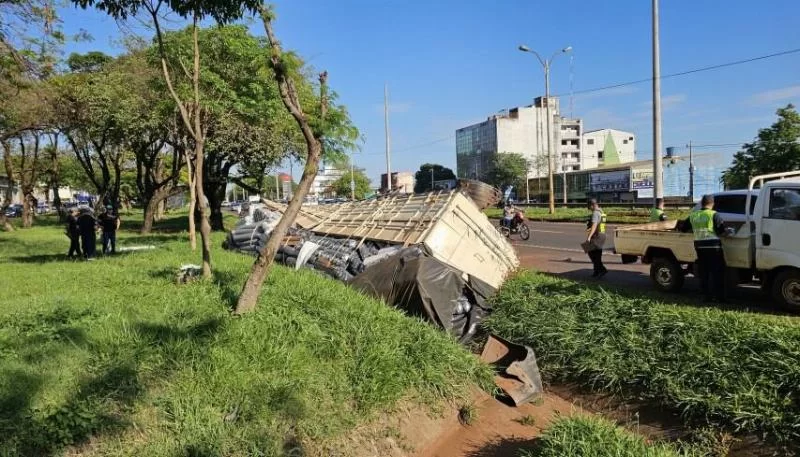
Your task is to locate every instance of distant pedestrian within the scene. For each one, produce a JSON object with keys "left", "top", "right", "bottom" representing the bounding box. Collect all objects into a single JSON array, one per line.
[
  {"left": 98, "top": 206, "right": 120, "bottom": 255},
  {"left": 682, "top": 194, "right": 727, "bottom": 303},
  {"left": 77, "top": 208, "right": 98, "bottom": 259},
  {"left": 585, "top": 199, "right": 608, "bottom": 278},
  {"left": 66, "top": 208, "right": 82, "bottom": 259},
  {"left": 650, "top": 198, "right": 668, "bottom": 222}
]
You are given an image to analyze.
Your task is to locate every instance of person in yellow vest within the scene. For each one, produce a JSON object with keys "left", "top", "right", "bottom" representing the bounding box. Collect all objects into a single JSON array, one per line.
[
  {"left": 682, "top": 194, "right": 728, "bottom": 302},
  {"left": 649, "top": 198, "right": 668, "bottom": 222},
  {"left": 585, "top": 198, "right": 608, "bottom": 278}
]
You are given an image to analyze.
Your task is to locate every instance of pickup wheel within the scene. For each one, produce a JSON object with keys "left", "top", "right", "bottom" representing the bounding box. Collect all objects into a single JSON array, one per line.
[
  {"left": 772, "top": 269, "right": 800, "bottom": 313},
  {"left": 650, "top": 257, "right": 684, "bottom": 293}
]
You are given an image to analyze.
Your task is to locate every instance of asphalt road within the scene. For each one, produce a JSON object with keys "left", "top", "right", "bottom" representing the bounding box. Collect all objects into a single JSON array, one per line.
[
  {"left": 508, "top": 221, "right": 787, "bottom": 314},
  {"left": 510, "top": 221, "right": 618, "bottom": 252}
]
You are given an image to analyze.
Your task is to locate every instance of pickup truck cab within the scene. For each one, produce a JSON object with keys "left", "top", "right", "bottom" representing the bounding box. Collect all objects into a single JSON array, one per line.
[{"left": 614, "top": 171, "right": 800, "bottom": 310}]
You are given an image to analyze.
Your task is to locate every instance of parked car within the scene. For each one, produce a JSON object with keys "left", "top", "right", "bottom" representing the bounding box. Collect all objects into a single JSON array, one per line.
[{"left": 4, "top": 204, "right": 22, "bottom": 217}]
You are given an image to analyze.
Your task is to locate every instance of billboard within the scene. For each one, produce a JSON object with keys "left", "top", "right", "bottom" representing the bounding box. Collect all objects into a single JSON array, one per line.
[
  {"left": 631, "top": 169, "right": 654, "bottom": 198},
  {"left": 589, "top": 170, "right": 630, "bottom": 192}
]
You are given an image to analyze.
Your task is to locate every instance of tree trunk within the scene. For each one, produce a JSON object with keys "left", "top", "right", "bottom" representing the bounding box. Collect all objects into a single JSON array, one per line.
[
  {"left": 206, "top": 179, "right": 226, "bottom": 231},
  {"left": 195, "top": 140, "right": 212, "bottom": 279},
  {"left": 186, "top": 155, "right": 197, "bottom": 250},
  {"left": 1, "top": 141, "right": 14, "bottom": 232},
  {"left": 235, "top": 7, "right": 328, "bottom": 314},
  {"left": 21, "top": 191, "right": 34, "bottom": 228},
  {"left": 236, "top": 141, "right": 321, "bottom": 314},
  {"left": 156, "top": 199, "right": 166, "bottom": 220},
  {"left": 141, "top": 188, "right": 169, "bottom": 234}
]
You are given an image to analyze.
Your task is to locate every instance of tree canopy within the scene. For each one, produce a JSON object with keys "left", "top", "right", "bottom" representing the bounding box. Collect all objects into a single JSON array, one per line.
[
  {"left": 414, "top": 163, "right": 456, "bottom": 193},
  {"left": 485, "top": 152, "right": 528, "bottom": 193},
  {"left": 330, "top": 167, "right": 371, "bottom": 199},
  {"left": 722, "top": 105, "right": 800, "bottom": 189}
]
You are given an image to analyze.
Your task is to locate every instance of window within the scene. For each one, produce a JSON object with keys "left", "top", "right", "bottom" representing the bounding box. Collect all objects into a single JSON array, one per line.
[
  {"left": 768, "top": 188, "right": 800, "bottom": 220},
  {"left": 598, "top": 151, "right": 604, "bottom": 159},
  {"left": 623, "top": 139, "right": 629, "bottom": 144},
  {"left": 713, "top": 194, "right": 758, "bottom": 215},
  {"left": 587, "top": 139, "right": 594, "bottom": 145}
]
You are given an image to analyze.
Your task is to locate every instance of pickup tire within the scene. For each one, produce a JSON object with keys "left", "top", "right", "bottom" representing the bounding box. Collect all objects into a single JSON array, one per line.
[
  {"left": 650, "top": 257, "right": 685, "bottom": 293},
  {"left": 772, "top": 269, "right": 800, "bottom": 313}
]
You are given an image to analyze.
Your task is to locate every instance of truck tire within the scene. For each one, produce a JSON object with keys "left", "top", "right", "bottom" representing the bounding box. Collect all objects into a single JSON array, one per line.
[
  {"left": 772, "top": 269, "right": 800, "bottom": 313},
  {"left": 650, "top": 257, "right": 684, "bottom": 293}
]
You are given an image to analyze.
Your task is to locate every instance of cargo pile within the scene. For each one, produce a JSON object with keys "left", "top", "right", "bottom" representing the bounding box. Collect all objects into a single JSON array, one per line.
[{"left": 223, "top": 188, "right": 519, "bottom": 342}]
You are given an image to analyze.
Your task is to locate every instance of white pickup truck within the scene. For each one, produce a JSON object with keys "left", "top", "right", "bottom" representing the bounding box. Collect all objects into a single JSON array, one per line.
[{"left": 613, "top": 171, "right": 800, "bottom": 311}]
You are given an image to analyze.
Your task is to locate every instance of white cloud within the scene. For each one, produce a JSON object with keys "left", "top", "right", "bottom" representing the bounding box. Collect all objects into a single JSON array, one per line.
[
  {"left": 639, "top": 93, "right": 686, "bottom": 111},
  {"left": 748, "top": 85, "right": 800, "bottom": 105}
]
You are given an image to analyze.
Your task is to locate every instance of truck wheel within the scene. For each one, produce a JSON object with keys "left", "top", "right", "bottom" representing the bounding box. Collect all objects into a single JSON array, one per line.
[
  {"left": 772, "top": 269, "right": 800, "bottom": 313},
  {"left": 650, "top": 257, "right": 684, "bottom": 292}
]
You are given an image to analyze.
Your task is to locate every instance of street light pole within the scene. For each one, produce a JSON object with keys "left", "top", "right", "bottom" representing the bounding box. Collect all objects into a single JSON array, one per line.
[
  {"left": 652, "top": 0, "right": 664, "bottom": 202},
  {"left": 518, "top": 44, "right": 572, "bottom": 215}
]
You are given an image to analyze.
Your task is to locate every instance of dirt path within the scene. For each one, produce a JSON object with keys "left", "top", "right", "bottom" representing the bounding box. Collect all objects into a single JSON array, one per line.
[{"left": 416, "top": 389, "right": 584, "bottom": 457}]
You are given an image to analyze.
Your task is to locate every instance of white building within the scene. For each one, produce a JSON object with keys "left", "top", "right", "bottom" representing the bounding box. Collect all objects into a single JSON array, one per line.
[
  {"left": 581, "top": 129, "right": 636, "bottom": 169},
  {"left": 455, "top": 97, "right": 635, "bottom": 182},
  {"left": 310, "top": 164, "right": 346, "bottom": 198}
]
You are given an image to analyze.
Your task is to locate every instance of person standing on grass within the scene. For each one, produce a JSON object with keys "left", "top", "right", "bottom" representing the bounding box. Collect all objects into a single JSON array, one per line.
[
  {"left": 585, "top": 198, "right": 608, "bottom": 278},
  {"left": 682, "top": 194, "right": 728, "bottom": 303},
  {"left": 98, "top": 206, "right": 120, "bottom": 255},
  {"left": 66, "top": 208, "right": 82, "bottom": 259},
  {"left": 77, "top": 208, "right": 98, "bottom": 260},
  {"left": 650, "top": 198, "right": 668, "bottom": 222}
]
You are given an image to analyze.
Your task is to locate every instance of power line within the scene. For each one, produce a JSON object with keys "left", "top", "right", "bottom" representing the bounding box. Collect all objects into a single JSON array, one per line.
[
  {"left": 381, "top": 48, "right": 800, "bottom": 155},
  {"left": 562, "top": 47, "right": 800, "bottom": 97}
]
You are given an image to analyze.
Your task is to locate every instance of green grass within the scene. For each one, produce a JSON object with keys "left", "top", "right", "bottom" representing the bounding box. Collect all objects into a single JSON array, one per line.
[
  {"left": 486, "top": 271, "right": 800, "bottom": 445},
  {"left": 520, "top": 415, "right": 700, "bottom": 457},
  {"left": 0, "top": 216, "right": 491, "bottom": 456},
  {"left": 484, "top": 206, "right": 692, "bottom": 224}
]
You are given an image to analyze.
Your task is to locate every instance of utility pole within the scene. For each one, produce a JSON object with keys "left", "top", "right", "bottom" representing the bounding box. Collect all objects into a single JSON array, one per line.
[
  {"left": 562, "top": 167, "right": 568, "bottom": 204},
  {"left": 687, "top": 140, "right": 694, "bottom": 202},
  {"left": 350, "top": 156, "right": 355, "bottom": 200},
  {"left": 544, "top": 68, "right": 555, "bottom": 214},
  {"left": 430, "top": 167, "right": 434, "bottom": 191},
  {"left": 525, "top": 159, "right": 530, "bottom": 203},
  {"left": 652, "top": 0, "right": 664, "bottom": 202},
  {"left": 384, "top": 84, "right": 392, "bottom": 193}
]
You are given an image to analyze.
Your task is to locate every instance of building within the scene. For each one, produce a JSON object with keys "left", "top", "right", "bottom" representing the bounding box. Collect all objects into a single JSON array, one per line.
[
  {"left": 381, "top": 171, "right": 415, "bottom": 194},
  {"left": 310, "top": 164, "right": 346, "bottom": 198},
  {"left": 528, "top": 151, "right": 726, "bottom": 203},
  {"left": 455, "top": 97, "right": 635, "bottom": 183},
  {"left": 581, "top": 129, "right": 636, "bottom": 169}
]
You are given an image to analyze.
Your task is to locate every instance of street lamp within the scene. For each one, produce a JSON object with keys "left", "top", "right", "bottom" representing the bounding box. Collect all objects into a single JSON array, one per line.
[{"left": 518, "top": 44, "right": 572, "bottom": 214}]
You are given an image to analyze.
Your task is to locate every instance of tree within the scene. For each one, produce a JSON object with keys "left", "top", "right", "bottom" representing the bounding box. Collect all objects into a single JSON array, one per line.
[
  {"left": 51, "top": 67, "right": 129, "bottom": 212},
  {"left": 485, "top": 152, "right": 528, "bottom": 196},
  {"left": 235, "top": 5, "right": 359, "bottom": 314},
  {"left": 722, "top": 105, "right": 800, "bottom": 189},
  {"left": 330, "top": 167, "right": 370, "bottom": 199},
  {"left": 72, "top": 0, "right": 263, "bottom": 279},
  {"left": 414, "top": 163, "right": 456, "bottom": 193},
  {"left": 66, "top": 51, "right": 112, "bottom": 73}
]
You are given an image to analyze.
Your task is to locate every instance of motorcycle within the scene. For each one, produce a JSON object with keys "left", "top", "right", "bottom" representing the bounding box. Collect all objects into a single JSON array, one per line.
[{"left": 499, "top": 210, "right": 530, "bottom": 241}]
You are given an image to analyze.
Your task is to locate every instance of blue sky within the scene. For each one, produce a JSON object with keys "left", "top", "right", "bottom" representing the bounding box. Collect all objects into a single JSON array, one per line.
[{"left": 59, "top": 0, "right": 800, "bottom": 184}]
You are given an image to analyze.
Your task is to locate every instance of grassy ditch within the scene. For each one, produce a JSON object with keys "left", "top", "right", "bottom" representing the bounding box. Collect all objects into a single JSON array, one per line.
[
  {"left": 486, "top": 271, "right": 800, "bottom": 445},
  {"left": 0, "top": 219, "right": 491, "bottom": 455},
  {"left": 484, "top": 206, "right": 692, "bottom": 224},
  {"left": 520, "top": 415, "right": 701, "bottom": 457}
]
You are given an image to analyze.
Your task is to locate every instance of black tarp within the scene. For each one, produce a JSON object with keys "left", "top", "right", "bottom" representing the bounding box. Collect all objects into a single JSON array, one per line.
[{"left": 348, "top": 247, "right": 494, "bottom": 343}]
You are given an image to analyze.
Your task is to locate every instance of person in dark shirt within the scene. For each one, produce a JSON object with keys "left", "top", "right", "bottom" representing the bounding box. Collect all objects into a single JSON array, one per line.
[
  {"left": 98, "top": 207, "right": 120, "bottom": 255},
  {"left": 65, "top": 208, "right": 82, "bottom": 259},
  {"left": 77, "top": 208, "right": 98, "bottom": 259},
  {"left": 681, "top": 194, "right": 728, "bottom": 302}
]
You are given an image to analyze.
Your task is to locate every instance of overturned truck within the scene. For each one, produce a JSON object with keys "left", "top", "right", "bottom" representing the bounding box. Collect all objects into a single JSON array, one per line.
[{"left": 224, "top": 189, "right": 519, "bottom": 342}]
